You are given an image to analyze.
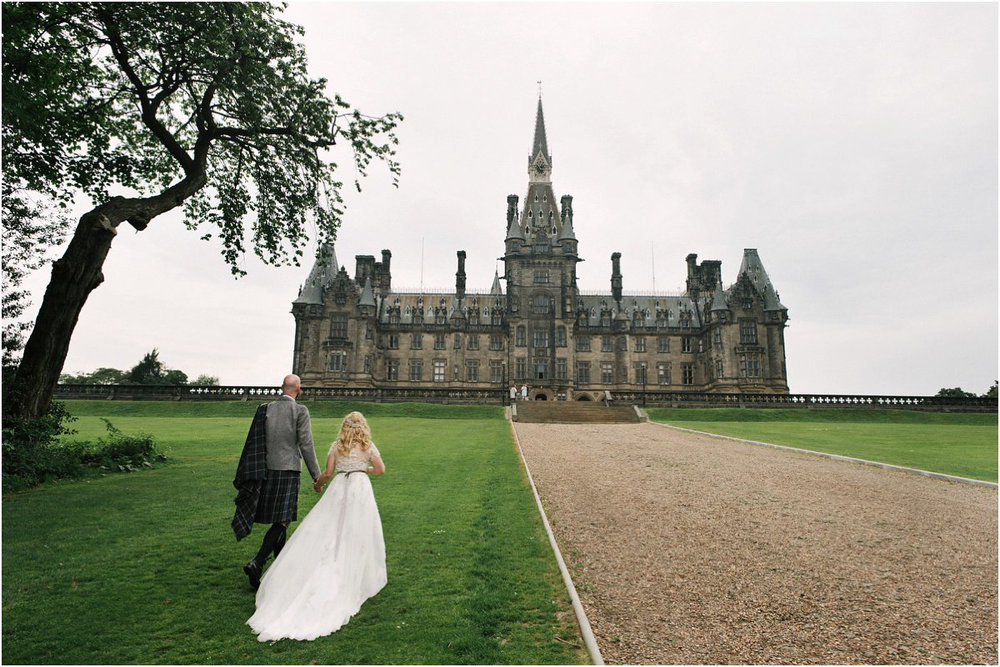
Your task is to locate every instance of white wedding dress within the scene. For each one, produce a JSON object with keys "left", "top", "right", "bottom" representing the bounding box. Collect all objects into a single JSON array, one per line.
[{"left": 247, "top": 442, "right": 386, "bottom": 642}]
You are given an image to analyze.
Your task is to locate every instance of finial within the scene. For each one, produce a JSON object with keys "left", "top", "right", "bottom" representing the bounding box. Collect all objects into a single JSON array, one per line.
[{"left": 537, "top": 80, "right": 542, "bottom": 99}]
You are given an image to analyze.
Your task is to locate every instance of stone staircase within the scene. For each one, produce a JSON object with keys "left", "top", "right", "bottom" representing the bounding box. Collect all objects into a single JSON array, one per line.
[{"left": 513, "top": 401, "right": 642, "bottom": 424}]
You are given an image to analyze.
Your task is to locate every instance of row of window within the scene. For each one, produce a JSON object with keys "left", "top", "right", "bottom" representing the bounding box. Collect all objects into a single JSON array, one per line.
[
  {"left": 385, "top": 359, "right": 505, "bottom": 384},
  {"left": 384, "top": 333, "right": 507, "bottom": 351},
  {"left": 334, "top": 312, "right": 761, "bottom": 345},
  {"left": 350, "top": 324, "right": 759, "bottom": 350},
  {"left": 331, "top": 353, "right": 762, "bottom": 382}
]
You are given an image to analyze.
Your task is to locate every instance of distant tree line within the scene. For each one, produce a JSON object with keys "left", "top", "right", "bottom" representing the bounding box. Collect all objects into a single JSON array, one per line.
[
  {"left": 58, "top": 349, "right": 218, "bottom": 386},
  {"left": 935, "top": 381, "right": 997, "bottom": 399}
]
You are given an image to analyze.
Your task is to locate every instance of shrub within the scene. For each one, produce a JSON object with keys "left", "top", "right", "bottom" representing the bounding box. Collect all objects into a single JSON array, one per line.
[
  {"left": 2, "top": 401, "right": 79, "bottom": 491},
  {"left": 2, "top": 411, "right": 166, "bottom": 491},
  {"left": 80, "top": 419, "right": 167, "bottom": 472}
]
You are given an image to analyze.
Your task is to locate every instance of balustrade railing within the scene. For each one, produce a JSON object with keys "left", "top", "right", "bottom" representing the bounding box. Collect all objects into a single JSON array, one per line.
[{"left": 53, "top": 384, "right": 998, "bottom": 412}]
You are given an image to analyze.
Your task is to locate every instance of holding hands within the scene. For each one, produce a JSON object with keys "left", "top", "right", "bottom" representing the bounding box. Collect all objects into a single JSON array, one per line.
[{"left": 313, "top": 474, "right": 329, "bottom": 493}]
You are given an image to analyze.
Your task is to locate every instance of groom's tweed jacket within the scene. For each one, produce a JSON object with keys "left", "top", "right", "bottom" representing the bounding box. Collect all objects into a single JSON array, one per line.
[{"left": 264, "top": 395, "right": 322, "bottom": 479}]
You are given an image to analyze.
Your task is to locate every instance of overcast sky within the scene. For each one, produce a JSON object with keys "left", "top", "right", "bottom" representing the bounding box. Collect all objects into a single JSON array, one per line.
[{"left": 21, "top": 2, "right": 998, "bottom": 395}]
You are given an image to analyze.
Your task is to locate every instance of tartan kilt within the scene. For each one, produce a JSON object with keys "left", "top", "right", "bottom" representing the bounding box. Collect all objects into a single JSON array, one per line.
[{"left": 254, "top": 470, "right": 301, "bottom": 524}]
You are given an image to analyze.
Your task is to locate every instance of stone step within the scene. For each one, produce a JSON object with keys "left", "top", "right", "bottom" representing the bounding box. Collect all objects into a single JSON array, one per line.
[{"left": 513, "top": 402, "right": 641, "bottom": 424}]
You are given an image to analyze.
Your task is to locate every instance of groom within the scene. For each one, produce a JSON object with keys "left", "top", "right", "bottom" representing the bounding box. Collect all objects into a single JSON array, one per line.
[{"left": 233, "top": 374, "right": 322, "bottom": 589}]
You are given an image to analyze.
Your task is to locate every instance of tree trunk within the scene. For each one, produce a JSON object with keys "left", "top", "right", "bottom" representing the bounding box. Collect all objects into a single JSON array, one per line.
[
  {"left": 7, "top": 168, "right": 206, "bottom": 420},
  {"left": 6, "top": 209, "right": 120, "bottom": 419}
]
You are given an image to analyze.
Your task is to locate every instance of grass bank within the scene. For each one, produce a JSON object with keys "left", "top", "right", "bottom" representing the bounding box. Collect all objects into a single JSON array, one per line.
[
  {"left": 2, "top": 401, "right": 587, "bottom": 664},
  {"left": 647, "top": 408, "right": 997, "bottom": 483}
]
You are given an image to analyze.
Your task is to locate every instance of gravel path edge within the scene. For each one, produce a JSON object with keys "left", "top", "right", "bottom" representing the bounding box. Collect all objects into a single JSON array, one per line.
[
  {"left": 652, "top": 421, "right": 999, "bottom": 489},
  {"left": 508, "top": 420, "right": 605, "bottom": 665}
]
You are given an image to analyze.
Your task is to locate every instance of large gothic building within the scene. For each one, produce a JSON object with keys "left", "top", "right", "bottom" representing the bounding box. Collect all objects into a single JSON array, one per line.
[{"left": 291, "top": 99, "right": 790, "bottom": 399}]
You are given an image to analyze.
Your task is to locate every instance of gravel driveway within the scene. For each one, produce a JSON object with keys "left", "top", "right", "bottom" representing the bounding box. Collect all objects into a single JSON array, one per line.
[{"left": 513, "top": 422, "right": 997, "bottom": 665}]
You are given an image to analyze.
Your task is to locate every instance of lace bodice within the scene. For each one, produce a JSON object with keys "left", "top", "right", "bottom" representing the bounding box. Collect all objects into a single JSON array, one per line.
[{"left": 329, "top": 442, "right": 380, "bottom": 474}]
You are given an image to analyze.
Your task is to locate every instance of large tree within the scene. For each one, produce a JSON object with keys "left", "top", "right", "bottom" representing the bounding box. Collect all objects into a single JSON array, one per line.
[{"left": 3, "top": 3, "right": 401, "bottom": 419}]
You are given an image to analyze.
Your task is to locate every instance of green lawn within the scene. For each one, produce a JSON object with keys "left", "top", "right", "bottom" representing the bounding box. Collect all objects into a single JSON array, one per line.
[
  {"left": 647, "top": 408, "right": 998, "bottom": 483},
  {"left": 3, "top": 401, "right": 588, "bottom": 665}
]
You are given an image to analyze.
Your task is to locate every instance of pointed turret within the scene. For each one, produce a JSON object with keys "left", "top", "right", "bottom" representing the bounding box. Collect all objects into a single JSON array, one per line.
[
  {"left": 710, "top": 281, "right": 729, "bottom": 312},
  {"left": 558, "top": 195, "right": 576, "bottom": 240},
  {"left": 294, "top": 243, "right": 339, "bottom": 305},
  {"left": 490, "top": 270, "right": 503, "bottom": 296},
  {"left": 505, "top": 195, "right": 524, "bottom": 241},
  {"left": 358, "top": 275, "right": 375, "bottom": 308}
]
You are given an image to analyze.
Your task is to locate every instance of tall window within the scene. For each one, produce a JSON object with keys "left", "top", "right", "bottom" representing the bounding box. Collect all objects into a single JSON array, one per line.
[
  {"left": 328, "top": 351, "right": 347, "bottom": 371},
  {"left": 740, "top": 353, "right": 761, "bottom": 377},
  {"left": 576, "top": 336, "right": 591, "bottom": 352},
  {"left": 489, "top": 360, "right": 504, "bottom": 384},
  {"left": 467, "top": 335, "right": 480, "bottom": 350},
  {"left": 515, "top": 357, "right": 527, "bottom": 379},
  {"left": 433, "top": 360, "right": 446, "bottom": 383},
  {"left": 715, "top": 359, "right": 724, "bottom": 378},
  {"left": 682, "top": 337, "right": 692, "bottom": 353},
  {"left": 682, "top": 364, "right": 694, "bottom": 385},
  {"left": 533, "top": 330, "right": 548, "bottom": 349},
  {"left": 532, "top": 295, "right": 549, "bottom": 314},
  {"left": 634, "top": 362, "right": 648, "bottom": 385},
  {"left": 330, "top": 314, "right": 348, "bottom": 339},
  {"left": 434, "top": 333, "right": 446, "bottom": 350},
  {"left": 408, "top": 359, "right": 423, "bottom": 382},
  {"left": 411, "top": 333, "right": 422, "bottom": 349},
  {"left": 556, "top": 326, "right": 567, "bottom": 347},
  {"left": 489, "top": 335, "right": 504, "bottom": 351},
  {"left": 657, "top": 336, "right": 670, "bottom": 353},
  {"left": 601, "top": 362, "right": 614, "bottom": 384},
  {"left": 635, "top": 336, "right": 646, "bottom": 352},
  {"left": 657, "top": 362, "right": 671, "bottom": 385},
  {"left": 466, "top": 360, "right": 479, "bottom": 382},
  {"left": 556, "top": 358, "right": 567, "bottom": 380},
  {"left": 740, "top": 319, "right": 758, "bottom": 345},
  {"left": 601, "top": 336, "right": 613, "bottom": 352},
  {"left": 533, "top": 359, "right": 548, "bottom": 380},
  {"left": 576, "top": 361, "right": 591, "bottom": 384},
  {"left": 388, "top": 333, "right": 399, "bottom": 350},
  {"left": 386, "top": 358, "right": 399, "bottom": 381},
  {"left": 516, "top": 326, "right": 526, "bottom": 347},
  {"left": 713, "top": 329, "right": 722, "bottom": 345}
]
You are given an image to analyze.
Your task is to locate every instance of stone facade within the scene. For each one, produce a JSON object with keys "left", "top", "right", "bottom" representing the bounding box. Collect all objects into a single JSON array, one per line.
[{"left": 291, "top": 99, "right": 790, "bottom": 398}]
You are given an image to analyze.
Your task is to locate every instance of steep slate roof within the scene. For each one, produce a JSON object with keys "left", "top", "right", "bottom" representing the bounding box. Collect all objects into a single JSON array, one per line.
[
  {"left": 294, "top": 244, "right": 340, "bottom": 305},
  {"left": 738, "top": 248, "right": 785, "bottom": 310}
]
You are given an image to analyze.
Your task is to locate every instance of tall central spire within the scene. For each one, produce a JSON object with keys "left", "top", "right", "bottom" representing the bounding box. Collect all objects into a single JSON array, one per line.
[
  {"left": 528, "top": 96, "right": 552, "bottom": 184},
  {"left": 531, "top": 96, "right": 550, "bottom": 163}
]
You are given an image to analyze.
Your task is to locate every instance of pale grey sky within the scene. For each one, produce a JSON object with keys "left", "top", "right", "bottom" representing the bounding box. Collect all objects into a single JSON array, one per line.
[{"left": 21, "top": 2, "right": 998, "bottom": 395}]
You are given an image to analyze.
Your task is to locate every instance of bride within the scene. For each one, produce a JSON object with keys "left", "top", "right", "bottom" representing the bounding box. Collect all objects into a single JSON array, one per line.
[{"left": 247, "top": 411, "right": 387, "bottom": 641}]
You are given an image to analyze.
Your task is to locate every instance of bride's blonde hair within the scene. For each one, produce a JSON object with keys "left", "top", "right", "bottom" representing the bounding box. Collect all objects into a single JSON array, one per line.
[{"left": 335, "top": 411, "right": 371, "bottom": 456}]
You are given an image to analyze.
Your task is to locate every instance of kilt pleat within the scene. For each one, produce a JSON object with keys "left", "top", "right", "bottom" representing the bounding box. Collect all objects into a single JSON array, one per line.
[{"left": 255, "top": 470, "right": 300, "bottom": 524}]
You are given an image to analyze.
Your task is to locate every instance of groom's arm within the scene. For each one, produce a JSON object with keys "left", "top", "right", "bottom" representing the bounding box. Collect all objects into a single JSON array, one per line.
[{"left": 295, "top": 406, "right": 322, "bottom": 480}]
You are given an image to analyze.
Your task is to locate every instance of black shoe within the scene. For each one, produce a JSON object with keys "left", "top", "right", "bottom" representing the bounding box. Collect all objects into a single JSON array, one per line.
[{"left": 243, "top": 560, "right": 261, "bottom": 590}]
